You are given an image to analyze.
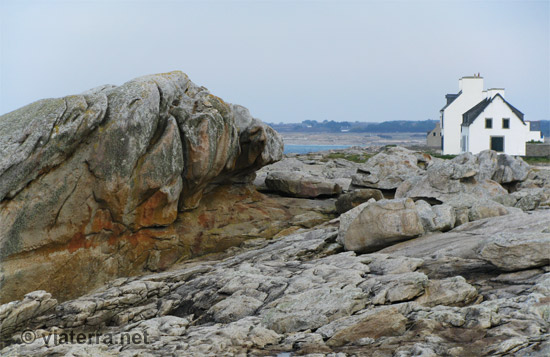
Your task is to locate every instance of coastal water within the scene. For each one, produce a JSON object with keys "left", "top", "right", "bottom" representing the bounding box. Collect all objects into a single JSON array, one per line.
[{"left": 284, "top": 144, "right": 352, "bottom": 154}]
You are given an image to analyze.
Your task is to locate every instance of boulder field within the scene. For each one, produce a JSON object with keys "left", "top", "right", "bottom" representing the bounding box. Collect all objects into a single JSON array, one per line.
[{"left": 1, "top": 74, "right": 550, "bottom": 355}]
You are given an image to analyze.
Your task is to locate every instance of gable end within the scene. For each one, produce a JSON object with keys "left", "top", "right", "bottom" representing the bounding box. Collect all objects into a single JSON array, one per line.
[{"left": 462, "top": 94, "right": 524, "bottom": 127}]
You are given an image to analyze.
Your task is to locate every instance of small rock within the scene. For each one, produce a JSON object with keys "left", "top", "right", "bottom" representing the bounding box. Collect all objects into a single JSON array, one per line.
[{"left": 335, "top": 189, "right": 384, "bottom": 214}]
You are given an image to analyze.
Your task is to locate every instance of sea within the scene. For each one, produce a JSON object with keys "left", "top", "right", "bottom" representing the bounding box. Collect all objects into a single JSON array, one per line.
[{"left": 284, "top": 144, "right": 352, "bottom": 154}]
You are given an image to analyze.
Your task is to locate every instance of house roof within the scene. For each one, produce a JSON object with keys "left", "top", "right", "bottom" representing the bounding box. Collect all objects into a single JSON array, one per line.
[
  {"left": 440, "top": 91, "right": 461, "bottom": 112},
  {"left": 462, "top": 93, "right": 524, "bottom": 127}
]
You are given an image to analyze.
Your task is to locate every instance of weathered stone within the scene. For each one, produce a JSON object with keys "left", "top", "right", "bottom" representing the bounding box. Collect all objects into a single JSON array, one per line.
[
  {"left": 265, "top": 171, "right": 342, "bottom": 198},
  {"left": 360, "top": 272, "right": 429, "bottom": 304},
  {"left": 415, "top": 200, "right": 456, "bottom": 232},
  {"left": 351, "top": 146, "right": 427, "bottom": 190},
  {"left": 380, "top": 210, "right": 550, "bottom": 278},
  {"left": 395, "top": 152, "right": 510, "bottom": 203},
  {"left": 260, "top": 285, "right": 367, "bottom": 333},
  {"left": 291, "top": 211, "right": 329, "bottom": 228},
  {"left": 511, "top": 188, "right": 547, "bottom": 211},
  {"left": 0, "top": 206, "right": 549, "bottom": 356},
  {"left": 335, "top": 189, "right": 384, "bottom": 214},
  {"left": 326, "top": 306, "right": 408, "bottom": 347},
  {"left": 480, "top": 232, "right": 550, "bottom": 271},
  {"left": 491, "top": 194, "right": 519, "bottom": 207},
  {"left": 336, "top": 200, "right": 373, "bottom": 246},
  {"left": 0, "top": 71, "right": 284, "bottom": 303},
  {"left": 468, "top": 199, "right": 509, "bottom": 221},
  {"left": 416, "top": 276, "right": 478, "bottom": 307},
  {"left": 339, "top": 198, "right": 424, "bottom": 253},
  {"left": 361, "top": 253, "right": 424, "bottom": 275}
]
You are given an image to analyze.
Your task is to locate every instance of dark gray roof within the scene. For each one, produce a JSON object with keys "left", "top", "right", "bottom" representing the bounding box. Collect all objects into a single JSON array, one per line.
[
  {"left": 462, "top": 94, "right": 524, "bottom": 127},
  {"left": 440, "top": 91, "right": 461, "bottom": 111}
]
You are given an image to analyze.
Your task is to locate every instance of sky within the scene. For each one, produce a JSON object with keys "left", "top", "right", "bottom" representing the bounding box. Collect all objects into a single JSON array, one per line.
[{"left": 0, "top": 0, "right": 549, "bottom": 124}]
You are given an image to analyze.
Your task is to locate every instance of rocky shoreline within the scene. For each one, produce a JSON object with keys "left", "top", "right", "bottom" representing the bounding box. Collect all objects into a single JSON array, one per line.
[{"left": 1, "top": 72, "right": 549, "bottom": 356}]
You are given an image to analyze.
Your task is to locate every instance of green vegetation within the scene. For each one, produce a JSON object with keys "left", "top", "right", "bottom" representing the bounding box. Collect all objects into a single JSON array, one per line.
[
  {"left": 325, "top": 152, "right": 370, "bottom": 163},
  {"left": 522, "top": 156, "right": 550, "bottom": 164},
  {"left": 527, "top": 140, "right": 544, "bottom": 144},
  {"left": 432, "top": 154, "right": 457, "bottom": 160}
]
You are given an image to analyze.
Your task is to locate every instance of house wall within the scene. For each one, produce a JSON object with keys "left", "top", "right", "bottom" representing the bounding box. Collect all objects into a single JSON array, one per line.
[
  {"left": 461, "top": 126, "right": 469, "bottom": 152},
  {"left": 442, "top": 77, "right": 484, "bottom": 155},
  {"left": 426, "top": 122, "right": 441, "bottom": 147},
  {"left": 466, "top": 96, "right": 529, "bottom": 156}
]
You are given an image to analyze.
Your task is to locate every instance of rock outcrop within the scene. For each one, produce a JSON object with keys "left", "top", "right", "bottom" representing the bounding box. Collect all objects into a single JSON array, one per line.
[
  {"left": 0, "top": 71, "right": 285, "bottom": 303},
  {"left": 351, "top": 146, "right": 434, "bottom": 190},
  {"left": 338, "top": 198, "right": 424, "bottom": 253},
  {"left": 2, "top": 210, "right": 549, "bottom": 356}
]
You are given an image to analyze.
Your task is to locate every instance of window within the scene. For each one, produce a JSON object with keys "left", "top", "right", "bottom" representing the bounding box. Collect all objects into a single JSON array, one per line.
[
  {"left": 433, "top": 132, "right": 436, "bottom": 136},
  {"left": 490, "top": 136, "right": 504, "bottom": 152},
  {"left": 502, "top": 118, "right": 510, "bottom": 129},
  {"left": 485, "top": 118, "right": 493, "bottom": 129}
]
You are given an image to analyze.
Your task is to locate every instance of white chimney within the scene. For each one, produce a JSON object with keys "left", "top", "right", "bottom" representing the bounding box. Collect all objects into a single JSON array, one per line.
[{"left": 458, "top": 76, "right": 484, "bottom": 95}]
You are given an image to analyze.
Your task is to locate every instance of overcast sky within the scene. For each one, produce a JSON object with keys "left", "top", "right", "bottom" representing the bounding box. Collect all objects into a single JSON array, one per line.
[{"left": 1, "top": 0, "right": 548, "bottom": 123}]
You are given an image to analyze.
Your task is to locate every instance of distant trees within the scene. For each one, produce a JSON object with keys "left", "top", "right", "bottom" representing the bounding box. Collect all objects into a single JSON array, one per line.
[
  {"left": 269, "top": 119, "right": 439, "bottom": 133},
  {"left": 268, "top": 119, "right": 550, "bottom": 137}
]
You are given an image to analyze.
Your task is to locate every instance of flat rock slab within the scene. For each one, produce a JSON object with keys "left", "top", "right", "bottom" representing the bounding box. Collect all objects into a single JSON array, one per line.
[
  {"left": 265, "top": 171, "right": 342, "bottom": 198},
  {"left": 380, "top": 210, "right": 550, "bottom": 276}
]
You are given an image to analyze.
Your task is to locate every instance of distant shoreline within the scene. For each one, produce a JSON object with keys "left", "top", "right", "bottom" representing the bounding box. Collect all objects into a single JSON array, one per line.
[{"left": 281, "top": 132, "right": 427, "bottom": 147}]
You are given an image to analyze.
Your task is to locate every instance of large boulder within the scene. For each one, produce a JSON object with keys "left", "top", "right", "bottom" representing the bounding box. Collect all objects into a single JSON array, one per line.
[
  {"left": 0, "top": 71, "right": 284, "bottom": 303},
  {"left": 395, "top": 152, "right": 510, "bottom": 203},
  {"left": 475, "top": 150, "right": 530, "bottom": 183},
  {"left": 351, "top": 146, "right": 434, "bottom": 190},
  {"left": 517, "top": 167, "right": 550, "bottom": 189},
  {"left": 443, "top": 194, "right": 512, "bottom": 226},
  {"left": 338, "top": 198, "right": 424, "bottom": 253}
]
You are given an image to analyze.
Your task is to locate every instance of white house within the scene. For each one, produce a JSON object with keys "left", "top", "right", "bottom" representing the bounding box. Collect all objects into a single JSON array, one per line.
[{"left": 439, "top": 75, "right": 542, "bottom": 156}]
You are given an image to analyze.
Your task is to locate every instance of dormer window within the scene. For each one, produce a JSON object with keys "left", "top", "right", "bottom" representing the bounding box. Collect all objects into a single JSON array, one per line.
[
  {"left": 502, "top": 118, "right": 510, "bottom": 129},
  {"left": 485, "top": 118, "right": 492, "bottom": 129}
]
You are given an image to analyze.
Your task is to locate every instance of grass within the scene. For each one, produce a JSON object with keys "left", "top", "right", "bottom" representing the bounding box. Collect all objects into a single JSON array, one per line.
[
  {"left": 431, "top": 154, "right": 457, "bottom": 160},
  {"left": 522, "top": 156, "right": 550, "bottom": 164},
  {"left": 325, "top": 152, "right": 371, "bottom": 163}
]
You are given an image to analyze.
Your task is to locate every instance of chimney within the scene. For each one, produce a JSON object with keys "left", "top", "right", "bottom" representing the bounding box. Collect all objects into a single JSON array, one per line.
[{"left": 458, "top": 75, "right": 484, "bottom": 94}]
